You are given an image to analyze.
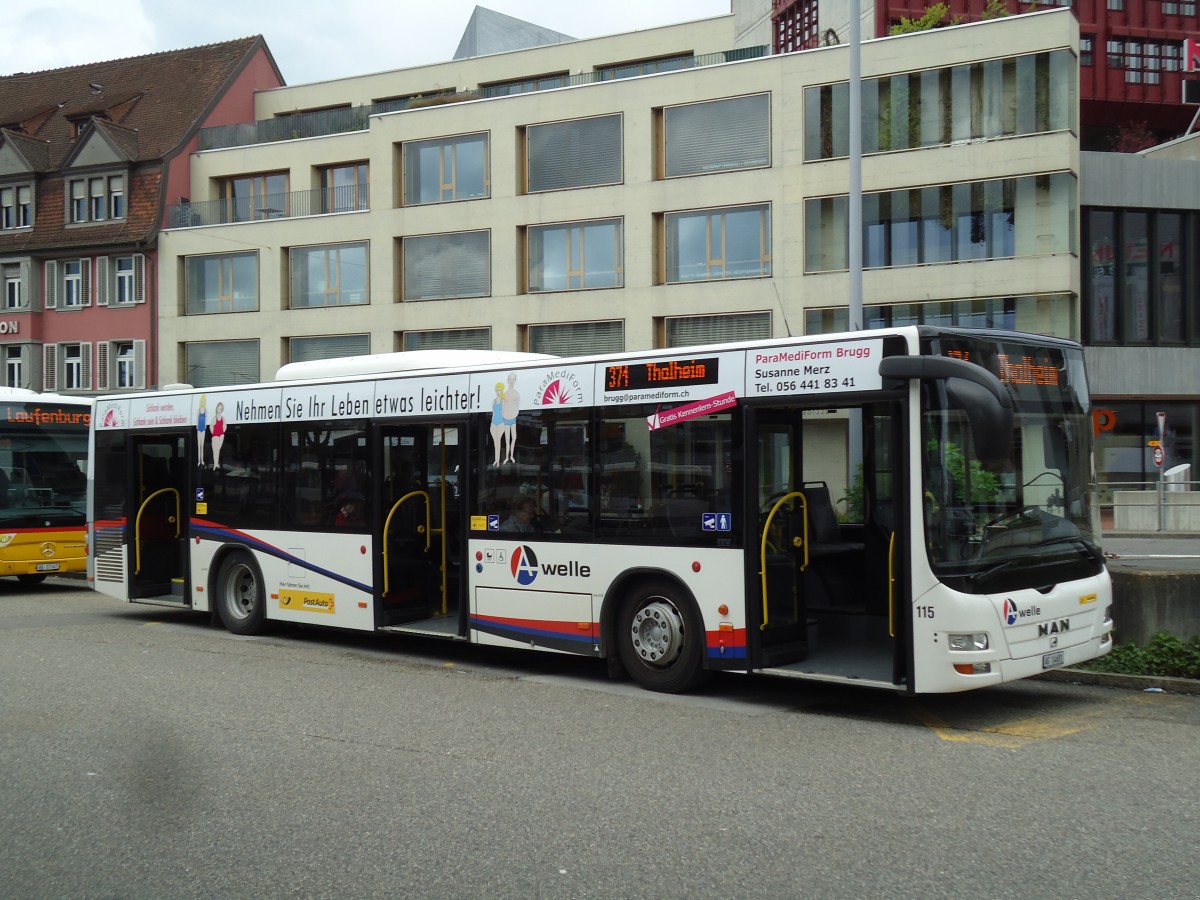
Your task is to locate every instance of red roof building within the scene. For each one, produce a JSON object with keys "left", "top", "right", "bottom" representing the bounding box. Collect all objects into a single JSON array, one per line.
[{"left": 0, "top": 37, "right": 283, "bottom": 394}]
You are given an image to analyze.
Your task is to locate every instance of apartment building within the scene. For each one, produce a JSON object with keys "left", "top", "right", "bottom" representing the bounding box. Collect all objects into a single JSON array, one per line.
[
  {"left": 774, "top": 0, "right": 1200, "bottom": 148},
  {"left": 0, "top": 38, "right": 283, "bottom": 394},
  {"left": 158, "top": 10, "right": 1080, "bottom": 391}
]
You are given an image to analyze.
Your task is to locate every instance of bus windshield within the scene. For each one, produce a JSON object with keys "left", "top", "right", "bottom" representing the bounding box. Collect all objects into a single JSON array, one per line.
[{"left": 920, "top": 336, "right": 1103, "bottom": 594}]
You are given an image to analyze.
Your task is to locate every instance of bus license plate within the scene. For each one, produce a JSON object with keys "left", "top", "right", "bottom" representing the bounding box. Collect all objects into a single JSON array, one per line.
[
  {"left": 1042, "top": 650, "right": 1065, "bottom": 669},
  {"left": 35, "top": 563, "right": 60, "bottom": 572}
]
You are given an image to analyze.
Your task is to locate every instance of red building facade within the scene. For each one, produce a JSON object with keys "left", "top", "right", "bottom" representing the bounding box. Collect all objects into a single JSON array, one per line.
[{"left": 0, "top": 39, "right": 283, "bottom": 395}]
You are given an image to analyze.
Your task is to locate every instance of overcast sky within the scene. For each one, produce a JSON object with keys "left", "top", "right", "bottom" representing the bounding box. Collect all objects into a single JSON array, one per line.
[{"left": 5, "top": 1, "right": 734, "bottom": 84}]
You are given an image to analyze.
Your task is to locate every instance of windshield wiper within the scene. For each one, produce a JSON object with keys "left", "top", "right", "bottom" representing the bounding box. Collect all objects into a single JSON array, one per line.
[{"left": 1034, "top": 535, "right": 1104, "bottom": 564}]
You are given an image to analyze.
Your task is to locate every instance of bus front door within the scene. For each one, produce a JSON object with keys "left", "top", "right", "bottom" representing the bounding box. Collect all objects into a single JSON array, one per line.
[
  {"left": 376, "top": 423, "right": 465, "bottom": 634},
  {"left": 129, "top": 434, "right": 189, "bottom": 602},
  {"left": 752, "top": 404, "right": 908, "bottom": 686}
]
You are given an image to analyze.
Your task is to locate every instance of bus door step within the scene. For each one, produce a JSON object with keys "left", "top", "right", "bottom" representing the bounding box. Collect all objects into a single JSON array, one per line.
[{"left": 171, "top": 578, "right": 185, "bottom": 598}]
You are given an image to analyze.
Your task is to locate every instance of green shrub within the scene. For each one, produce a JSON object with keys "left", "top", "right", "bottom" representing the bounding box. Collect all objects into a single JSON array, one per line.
[{"left": 1078, "top": 631, "right": 1200, "bottom": 679}]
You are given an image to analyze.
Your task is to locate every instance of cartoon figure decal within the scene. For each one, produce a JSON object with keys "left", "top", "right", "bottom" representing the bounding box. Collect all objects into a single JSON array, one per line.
[
  {"left": 502, "top": 372, "right": 520, "bottom": 464},
  {"left": 490, "top": 373, "right": 522, "bottom": 467},
  {"left": 211, "top": 401, "right": 226, "bottom": 470},
  {"left": 490, "top": 382, "right": 506, "bottom": 468},
  {"left": 196, "top": 394, "right": 208, "bottom": 466}
]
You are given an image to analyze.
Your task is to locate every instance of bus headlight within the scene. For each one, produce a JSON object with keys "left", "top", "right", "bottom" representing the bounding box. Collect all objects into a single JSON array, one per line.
[{"left": 948, "top": 632, "right": 989, "bottom": 651}]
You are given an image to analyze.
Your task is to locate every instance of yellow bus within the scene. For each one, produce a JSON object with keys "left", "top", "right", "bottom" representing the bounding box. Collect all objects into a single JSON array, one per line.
[{"left": 0, "top": 388, "right": 91, "bottom": 585}]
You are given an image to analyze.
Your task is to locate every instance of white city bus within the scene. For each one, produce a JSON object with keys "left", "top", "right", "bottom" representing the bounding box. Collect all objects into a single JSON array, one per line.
[{"left": 89, "top": 327, "right": 1111, "bottom": 693}]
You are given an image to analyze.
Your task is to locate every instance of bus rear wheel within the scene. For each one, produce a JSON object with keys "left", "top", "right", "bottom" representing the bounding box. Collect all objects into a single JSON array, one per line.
[
  {"left": 216, "top": 552, "right": 267, "bottom": 636},
  {"left": 617, "top": 580, "right": 710, "bottom": 693}
]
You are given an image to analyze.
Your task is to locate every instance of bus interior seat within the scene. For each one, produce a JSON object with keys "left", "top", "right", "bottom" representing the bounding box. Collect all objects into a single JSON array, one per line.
[{"left": 801, "top": 482, "right": 867, "bottom": 610}]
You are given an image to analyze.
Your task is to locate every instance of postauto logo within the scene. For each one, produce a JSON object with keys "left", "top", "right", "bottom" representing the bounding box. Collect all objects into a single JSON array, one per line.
[{"left": 511, "top": 545, "right": 539, "bottom": 585}]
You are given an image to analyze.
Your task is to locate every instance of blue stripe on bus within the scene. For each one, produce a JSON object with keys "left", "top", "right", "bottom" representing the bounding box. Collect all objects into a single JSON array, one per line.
[{"left": 191, "top": 521, "right": 372, "bottom": 595}]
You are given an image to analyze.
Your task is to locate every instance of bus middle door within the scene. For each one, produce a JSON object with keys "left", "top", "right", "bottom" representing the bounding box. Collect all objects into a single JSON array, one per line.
[
  {"left": 751, "top": 409, "right": 811, "bottom": 667},
  {"left": 376, "top": 423, "right": 465, "bottom": 632}
]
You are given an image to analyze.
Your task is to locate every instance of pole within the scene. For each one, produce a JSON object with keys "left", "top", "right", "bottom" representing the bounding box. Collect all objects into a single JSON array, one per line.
[{"left": 848, "top": 4, "right": 864, "bottom": 493}]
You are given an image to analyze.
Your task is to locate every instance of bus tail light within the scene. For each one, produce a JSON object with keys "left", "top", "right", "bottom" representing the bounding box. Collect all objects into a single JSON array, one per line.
[{"left": 948, "top": 632, "right": 989, "bottom": 651}]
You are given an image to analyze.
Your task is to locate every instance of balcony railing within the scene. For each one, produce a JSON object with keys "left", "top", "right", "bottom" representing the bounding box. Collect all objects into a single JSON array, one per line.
[
  {"left": 198, "top": 46, "right": 768, "bottom": 151},
  {"left": 166, "top": 184, "right": 369, "bottom": 229}
]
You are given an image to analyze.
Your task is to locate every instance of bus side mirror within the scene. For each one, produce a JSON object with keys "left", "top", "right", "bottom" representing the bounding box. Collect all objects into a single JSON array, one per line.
[{"left": 879, "top": 355, "right": 1014, "bottom": 464}]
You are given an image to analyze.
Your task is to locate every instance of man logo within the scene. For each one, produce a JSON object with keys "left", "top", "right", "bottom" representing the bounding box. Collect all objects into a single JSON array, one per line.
[{"left": 510, "top": 545, "right": 538, "bottom": 586}]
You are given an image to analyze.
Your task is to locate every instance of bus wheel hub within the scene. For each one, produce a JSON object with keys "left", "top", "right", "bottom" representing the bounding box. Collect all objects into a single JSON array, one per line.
[{"left": 631, "top": 601, "right": 684, "bottom": 667}]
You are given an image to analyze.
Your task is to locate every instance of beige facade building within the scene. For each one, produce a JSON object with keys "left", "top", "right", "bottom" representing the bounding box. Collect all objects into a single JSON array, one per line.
[{"left": 158, "top": 9, "right": 1081, "bottom": 387}]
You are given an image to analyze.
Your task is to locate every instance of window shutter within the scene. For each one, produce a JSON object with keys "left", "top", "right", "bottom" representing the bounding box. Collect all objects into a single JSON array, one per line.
[
  {"left": 528, "top": 321, "right": 623, "bottom": 357},
  {"left": 403, "top": 231, "right": 490, "bottom": 300},
  {"left": 526, "top": 115, "right": 622, "bottom": 193},
  {"left": 43, "top": 344, "right": 57, "bottom": 391},
  {"left": 664, "top": 95, "right": 771, "bottom": 177},
  {"left": 96, "top": 257, "right": 109, "bottom": 306},
  {"left": 134, "top": 253, "right": 146, "bottom": 304},
  {"left": 97, "top": 342, "right": 110, "bottom": 391},
  {"left": 665, "top": 312, "right": 772, "bottom": 347},
  {"left": 134, "top": 339, "right": 146, "bottom": 389},
  {"left": 81, "top": 259, "right": 92, "bottom": 307},
  {"left": 44, "top": 260, "right": 57, "bottom": 309},
  {"left": 80, "top": 342, "right": 92, "bottom": 389}
]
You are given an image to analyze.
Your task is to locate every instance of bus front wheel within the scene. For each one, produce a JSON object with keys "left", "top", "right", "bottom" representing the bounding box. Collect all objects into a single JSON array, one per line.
[
  {"left": 617, "top": 580, "right": 710, "bottom": 694},
  {"left": 216, "top": 552, "right": 267, "bottom": 636}
]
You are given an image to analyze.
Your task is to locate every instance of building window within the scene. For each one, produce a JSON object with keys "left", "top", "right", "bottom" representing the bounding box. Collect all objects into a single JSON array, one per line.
[
  {"left": 1084, "top": 207, "right": 1194, "bottom": 348},
  {"left": 2, "top": 261, "right": 29, "bottom": 310},
  {"left": 185, "top": 252, "right": 258, "bottom": 315},
  {"left": 321, "top": 162, "right": 369, "bottom": 213},
  {"left": 96, "top": 254, "right": 145, "bottom": 306},
  {"left": 775, "top": 0, "right": 820, "bottom": 53},
  {"left": 1110, "top": 40, "right": 1182, "bottom": 83},
  {"left": 402, "top": 231, "right": 490, "bottom": 301},
  {"left": 43, "top": 342, "right": 92, "bottom": 392},
  {"left": 664, "top": 204, "right": 772, "bottom": 283},
  {"left": 289, "top": 243, "right": 369, "bottom": 308},
  {"left": 525, "top": 115, "right": 622, "bottom": 193},
  {"left": 662, "top": 94, "right": 770, "bottom": 177},
  {"left": 68, "top": 175, "right": 124, "bottom": 223},
  {"left": 402, "top": 133, "right": 489, "bottom": 205},
  {"left": 526, "top": 320, "right": 623, "bottom": 357},
  {"left": 0, "top": 184, "right": 33, "bottom": 230},
  {"left": 402, "top": 327, "right": 491, "bottom": 351},
  {"left": 479, "top": 73, "right": 569, "bottom": 97},
  {"left": 44, "top": 258, "right": 92, "bottom": 309},
  {"left": 596, "top": 54, "right": 692, "bottom": 80},
  {"left": 4, "top": 345, "right": 22, "bottom": 388},
  {"left": 806, "top": 295, "right": 1077, "bottom": 341},
  {"left": 662, "top": 312, "right": 772, "bottom": 347},
  {"left": 527, "top": 219, "right": 623, "bottom": 292},
  {"left": 1162, "top": 1, "right": 1197, "bottom": 14},
  {"left": 1080, "top": 36, "right": 1094, "bottom": 68},
  {"left": 218, "top": 171, "right": 288, "bottom": 222},
  {"left": 805, "top": 174, "right": 1075, "bottom": 272},
  {"left": 97, "top": 340, "right": 145, "bottom": 390},
  {"left": 805, "top": 50, "right": 1074, "bottom": 160},
  {"left": 1107, "top": 0, "right": 1124, "bottom": 9},
  {"left": 185, "top": 340, "right": 260, "bottom": 387},
  {"left": 289, "top": 334, "right": 370, "bottom": 363}
]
